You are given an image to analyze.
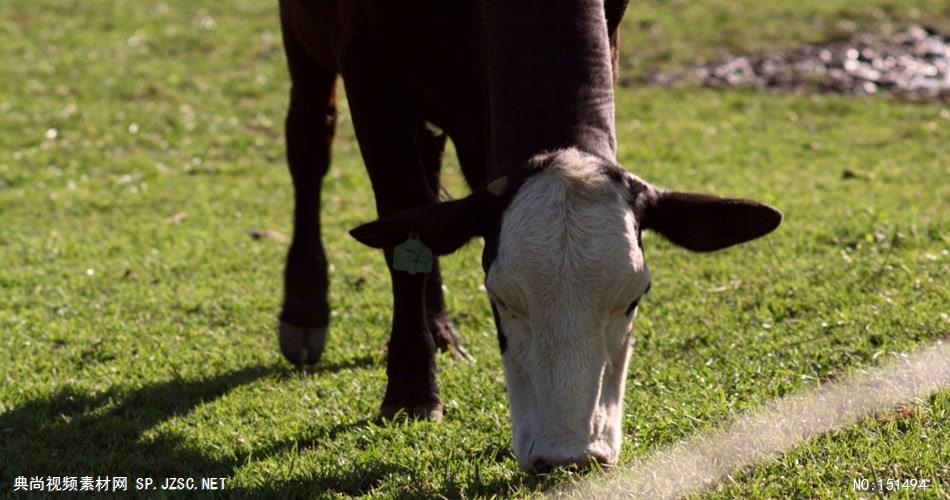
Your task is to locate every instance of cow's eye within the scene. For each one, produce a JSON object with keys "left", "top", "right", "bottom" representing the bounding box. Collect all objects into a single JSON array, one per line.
[
  {"left": 626, "top": 283, "right": 650, "bottom": 316},
  {"left": 624, "top": 298, "right": 640, "bottom": 316},
  {"left": 491, "top": 295, "right": 515, "bottom": 315},
  {"left": 491, "top": 295, "right": 507, "bottom": 309}
]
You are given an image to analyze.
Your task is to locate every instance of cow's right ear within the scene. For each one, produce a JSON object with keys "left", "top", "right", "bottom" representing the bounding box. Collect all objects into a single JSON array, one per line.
[
  {"left": 350, "top": 179, "right": 507, "bottom": 256},
  {"left": 638, "top": 189, "right": 782, "bottom": 252}
]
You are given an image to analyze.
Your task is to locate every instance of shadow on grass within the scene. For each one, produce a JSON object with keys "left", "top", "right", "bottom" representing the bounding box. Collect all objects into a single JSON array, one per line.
[
  {"left": 0, "top": 357, "right": 399, "bottom": 497},
  {"left": 0, "top": 352, "right": 691, "bottom": 497},
  {"left": 224, "top": 460, "right": 412, "bottom": 499},
  {"left": 0, "top": 365, "right": 274, "bottom": 480},
  {"left": 307, "top": 353, "right": 378, "bottom": 375}
]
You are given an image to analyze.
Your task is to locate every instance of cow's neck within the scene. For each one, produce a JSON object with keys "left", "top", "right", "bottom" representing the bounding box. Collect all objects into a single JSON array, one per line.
[{"left": 480, "top": 0, "right": 617, "bottom": 176}]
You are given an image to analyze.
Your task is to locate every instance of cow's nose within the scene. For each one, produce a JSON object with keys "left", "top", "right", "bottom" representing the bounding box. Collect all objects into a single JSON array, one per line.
[{"left": 529, "top": 453, "right": 609, "bottom": 474}]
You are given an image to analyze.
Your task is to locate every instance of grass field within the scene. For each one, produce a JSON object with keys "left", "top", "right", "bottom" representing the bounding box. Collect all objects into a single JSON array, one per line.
[{"left": 1, "top": 1, "right": 948, "bottom": 498}]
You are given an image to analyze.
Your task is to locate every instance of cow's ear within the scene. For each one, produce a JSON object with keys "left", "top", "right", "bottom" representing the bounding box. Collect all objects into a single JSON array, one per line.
[
  {"left": 350, "top": 189, "right": 499, "bottom": 256},
  {"left": 639, "top": 190, "right": 782, "bottom": 252}
]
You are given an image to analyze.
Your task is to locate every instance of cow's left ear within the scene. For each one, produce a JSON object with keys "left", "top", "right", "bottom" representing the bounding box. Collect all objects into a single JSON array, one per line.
[
  {"left": 350, "top": 182, "right": 504, "bottom": 256},
  {"left": 639, "top": 190, "right": 782, "bottom": 252}
]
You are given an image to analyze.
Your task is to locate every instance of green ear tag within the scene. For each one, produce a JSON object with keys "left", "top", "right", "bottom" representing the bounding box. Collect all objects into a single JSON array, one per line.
[{"left": 392, "top": 232, "right": 433, "bottom": 275}]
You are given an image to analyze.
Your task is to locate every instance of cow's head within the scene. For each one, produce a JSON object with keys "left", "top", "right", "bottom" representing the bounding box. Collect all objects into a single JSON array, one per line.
[{"left": 350, "top": 148, "right": 781, "bottom": 472}]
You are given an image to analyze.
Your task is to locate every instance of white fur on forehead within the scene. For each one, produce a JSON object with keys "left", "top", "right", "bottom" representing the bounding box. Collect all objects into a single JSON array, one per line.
[
  {"left": 534, "top": 148, "right": 623, "bottom": 201},
  {"left": 501, "top": 149, "right": 635, "bottom": 261},
  {"left": 492, "top": 148, "right": 646, "bottom": 308}
]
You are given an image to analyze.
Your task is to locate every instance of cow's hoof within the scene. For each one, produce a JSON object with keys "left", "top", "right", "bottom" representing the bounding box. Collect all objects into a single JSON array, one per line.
[
  {"left": 379, "top": 402, "right": 444, "bottom": 422},
  {"left": 429, "top": 312, "right": 474, "bottom": 362},
  {"left": 278, "top": 321, "right": 327, "bottom": 366}
]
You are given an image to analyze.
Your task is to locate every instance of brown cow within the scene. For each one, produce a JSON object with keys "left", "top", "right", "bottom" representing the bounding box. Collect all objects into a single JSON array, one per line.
[{"left": 276, "top": 0, "right": 781, "bottom": 471}]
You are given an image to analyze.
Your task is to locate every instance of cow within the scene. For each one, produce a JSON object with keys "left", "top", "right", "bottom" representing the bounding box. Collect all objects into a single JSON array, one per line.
[{"left": 275, "top": 0, "right": 782, "bottom": 472}]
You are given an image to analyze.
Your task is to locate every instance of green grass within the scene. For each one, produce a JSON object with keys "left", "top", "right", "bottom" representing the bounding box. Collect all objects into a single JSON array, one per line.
[{"left": 1, "top": 0, "right": 948, "bottom": 498}]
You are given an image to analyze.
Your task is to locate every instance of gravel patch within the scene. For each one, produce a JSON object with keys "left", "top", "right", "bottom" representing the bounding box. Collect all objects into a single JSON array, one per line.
[{"left": 650, "top": 26, "right": 950, "bottom": 100}]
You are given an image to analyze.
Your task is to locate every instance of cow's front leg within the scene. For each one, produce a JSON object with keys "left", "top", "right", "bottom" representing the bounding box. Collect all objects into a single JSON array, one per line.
[
  {"left": 343, "top": 68, "right": 442, "bottom": 421},
  {"left": 380, "top": 262, "right": 442, "bottom": 420}
]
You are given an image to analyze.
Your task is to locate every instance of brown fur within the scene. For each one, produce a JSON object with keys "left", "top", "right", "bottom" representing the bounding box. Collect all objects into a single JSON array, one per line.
[{"left": 277, "top": 0, "right": 630, "bottom": 418}]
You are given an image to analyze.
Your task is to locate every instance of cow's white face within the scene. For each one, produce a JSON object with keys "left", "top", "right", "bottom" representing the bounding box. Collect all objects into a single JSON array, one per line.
[
  {"left": 349, "top": 148, "right": 782, "bottom": 474},
  {"left": 485, "top": 149, "right": 651, "bottom": 471}
]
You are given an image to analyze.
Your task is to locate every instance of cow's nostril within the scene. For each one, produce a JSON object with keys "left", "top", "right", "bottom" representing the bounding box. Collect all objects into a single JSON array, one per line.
[
  {"left": 529, "top": 454, "right": 607, "bottom": 474},
  {"left": 530, "top": 457, "right": 554, "bottom": 474},
  {"left": 555, "top": 456, "right": 595, "bottom": 470},
  {"left": 589, "top": 452, "right": 612, "bottom": 468}
]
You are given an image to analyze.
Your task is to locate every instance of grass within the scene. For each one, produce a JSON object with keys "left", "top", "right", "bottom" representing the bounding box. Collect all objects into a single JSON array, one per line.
[{"left": 1, "top": 0, "right": 948, "bottom": 498}]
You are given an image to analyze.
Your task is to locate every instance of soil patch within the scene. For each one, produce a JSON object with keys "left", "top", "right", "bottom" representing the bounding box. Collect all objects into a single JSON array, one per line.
[{"left": 649, "top": 26, "right": 950, "bottom": 100}]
